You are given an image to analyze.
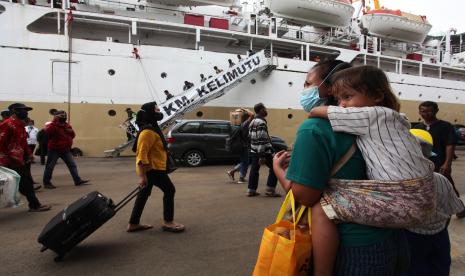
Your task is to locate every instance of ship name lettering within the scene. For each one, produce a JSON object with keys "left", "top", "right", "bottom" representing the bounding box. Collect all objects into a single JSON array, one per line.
[
  {"left": 222, "top": 75, "right": 229, "bottom": 84},
  {"left": 226, "top": 70, "right": 239, "bottom": 82},
  {"left": 237, "top": 65, "right": 246, "bottom": 74},
  {"left": 207, "top": 81, "right": 217, "bottom": 92},
  {"left": 163, "top": 103, "right": 177, "bottom": 116},
  {"left": 244, "top": 60, "right": 253, "bottom": 69},
  {"left": 215, "top": 77, "right": 226, "bottom": 88},
  {"left": 196, "top": 85, "right": 209, "bottom": 97},
  {"left": 174, "top": 96, "right": 189, "bottom": 109},
  {"left": 252, "top": 56, "right": 260, "bottom": 66}
]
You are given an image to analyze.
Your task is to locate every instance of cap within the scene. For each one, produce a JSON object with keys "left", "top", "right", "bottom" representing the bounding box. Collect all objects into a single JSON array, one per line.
[
  {"left": 8, "top": 103, "right": 33, "bottom": 111},
  {"left": 410, "top": 129, "right": 433, "bottom": 145},
  {"left": 54, "top": 110, "right": 67, "bottom": 118}
]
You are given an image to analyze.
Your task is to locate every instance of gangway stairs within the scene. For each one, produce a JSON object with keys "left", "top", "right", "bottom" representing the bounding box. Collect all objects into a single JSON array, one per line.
[{"left": 104, "top": 50, "right": 275, "bottom": 157}]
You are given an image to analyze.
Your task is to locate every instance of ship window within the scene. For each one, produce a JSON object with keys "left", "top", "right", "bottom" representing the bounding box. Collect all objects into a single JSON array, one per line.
[
  {"left": 0, "top": 5, "right": 5, "bottom": 15},
  {"left": 161, "top": 72, "right": 167, "bottom": 78},
  {"left": 250, "top": 79, "right": 256, "bottom": 84},
  {"left": 288, "top": 114, "right": 293, "bottom": 119},
  {"left": 196, "top": 111, "right": 203, "bottom": 118},
  {"left": 108, "top": 69, "right": 115, "bottom": 76},
  {"left": 108, "top": 110, "right": 116, "bottom": 116}
]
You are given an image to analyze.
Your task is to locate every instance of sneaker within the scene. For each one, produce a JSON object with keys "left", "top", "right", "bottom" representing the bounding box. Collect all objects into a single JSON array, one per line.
[
  {"left": 33, "top": 183, "right": 42, "bottom": 191},
  {"left": 75, "top": 180, "right": 90, "bottom": 186},
  {"left": 265, "top": 191, "right": 282, "bottom": 197},
  {"left": 44, "top": 183, "right": 57, "bottom": 189},
  {"left": 29, "top": 204, "right": 51, "bottom": 212},
  {"left": 246, "top": 191, "right": 260, "bottom": 197},
  {"left": 226, "top": 171, "right": 235, "bottom": 181},
  {"left": 237, "top": 178, "right": 247, "bottom": 184}
]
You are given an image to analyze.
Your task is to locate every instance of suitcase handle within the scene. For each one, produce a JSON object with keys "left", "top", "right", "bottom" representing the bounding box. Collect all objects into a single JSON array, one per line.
[{"left": 114, "top": 187, "right": 141, "bottom": 213}]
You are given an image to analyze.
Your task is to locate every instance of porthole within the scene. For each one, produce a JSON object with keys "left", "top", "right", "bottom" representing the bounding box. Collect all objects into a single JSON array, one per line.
[
  {"left": 288, "top": 82, "right": 293, "bottom": 87},
  {"left": 456, "top": 97, "right": 459, "bottom": 100},
  {"left": 108, "top": 110, "right": 116, "bottom": 116},
  {"left": 438, "top": 95, "right": 441, "bottom": 99},
  {"left": 284, "top": 64, "right": 288, "bottom": 69},
  {"left": 196, "top": 111, "right": 203, "bottom": 117},
  {"left": 108, "top": 69, "right": 115, "bottom": 76},
  {"left": 161, "top": 72, "right": 167, "bottom": 78},
  {"left": 419, "top": 94, "right": 422, "bottom": 97},
  {"left": 251, "top": 79, "right": 256, "bottom": 84},
  {"left": 287, "top": 114, "right": 293, "bottom": 119},
  {"left": 49, "top": 108, "right": 57, "bottom": 115},
  {"left": 398, "top": 92, "right": 402, "bottom": 96}
]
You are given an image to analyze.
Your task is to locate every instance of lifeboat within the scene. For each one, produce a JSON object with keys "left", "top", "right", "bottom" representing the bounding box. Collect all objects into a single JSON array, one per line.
[
  {"left": 265, "top": 0, "right": 355, "bottom": 27},
  {"left": 361, "top": 9, "right": 432, "bottom": 43},
  {"left": 146, "top": 0, "right": 237, "bottom": 7}
]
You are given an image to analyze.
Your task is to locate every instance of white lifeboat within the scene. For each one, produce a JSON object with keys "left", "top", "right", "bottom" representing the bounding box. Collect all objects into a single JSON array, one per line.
[
  {"left": 146, "top": 0, "right": 237, "bottom": 7},
  {"left": 361, "top": 9, "right": 432, "bottom": 43},
  {"left": 265, "top": 0, "right": 355, "bottom": 27}
]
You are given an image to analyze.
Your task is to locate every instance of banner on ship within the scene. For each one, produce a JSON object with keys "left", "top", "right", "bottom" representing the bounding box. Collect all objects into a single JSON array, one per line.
[{"left": 157, "top": 50, "right": 272, "bottom": 129}]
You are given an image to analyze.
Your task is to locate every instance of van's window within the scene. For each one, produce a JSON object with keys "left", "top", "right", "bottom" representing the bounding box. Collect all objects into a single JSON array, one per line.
[
  {"left": 179, "top": 122, "right": 200, "bottom": 133},
  {"left": 202, "top": 123, "right": 230, "bottom": 134}
]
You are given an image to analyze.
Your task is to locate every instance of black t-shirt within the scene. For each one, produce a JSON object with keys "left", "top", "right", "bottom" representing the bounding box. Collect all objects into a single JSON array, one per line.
[{"left": 414, "top": 120, "right": 457, "bottom": 170}]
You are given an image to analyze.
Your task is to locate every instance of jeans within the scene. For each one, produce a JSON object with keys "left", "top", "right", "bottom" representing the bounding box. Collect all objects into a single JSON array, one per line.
[
  {"left": 403, "top": 228, "right": 451, "bottom": 276},
  {"left": 129, "top": 170, "right": 176, "bottom": 224},
  {"left": 333, "top": 230, "right": 410, "bottom": 276},
  {"left": 43, "top": 149, "right": 82, "bottom": 185},
  {"left": 238, "top": 148, "right": 249, "bottom": 179},
  {"left": 247, "top": 152, "right": 277, "bottom": 192},
  {"left": 11, "top": 166, "right": 41, "bottom": 209}
]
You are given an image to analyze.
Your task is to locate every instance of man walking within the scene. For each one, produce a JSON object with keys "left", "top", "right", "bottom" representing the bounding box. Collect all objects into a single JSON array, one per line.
[
  {"left": 25, "top": 118, "right": 39, "bottom": 157},
  {"left": 247, "top": 103, "right": 280, "bottom": 197},
  {"left": 0, "top": 103, "right": 50, "bottom": 212},
  {"left": 43, "top": 110, "right": 89, "bottom": 189},
  {"left": 414, "top": 101, "right": 465, "bottom": 218}
]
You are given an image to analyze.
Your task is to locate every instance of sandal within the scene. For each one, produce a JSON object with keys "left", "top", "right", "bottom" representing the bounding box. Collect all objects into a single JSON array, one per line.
[
  {"left": 29, "top": 204, "right": 51, "bottom": 212},
  {"left": 127, "top": 224, "right": 153, "bottom": 233},
  {"left": 162, "top": 223, "right": 185, "bottom": 233},
  {"left": 265, "top": 191, "right": 282, "bottom": 197}
]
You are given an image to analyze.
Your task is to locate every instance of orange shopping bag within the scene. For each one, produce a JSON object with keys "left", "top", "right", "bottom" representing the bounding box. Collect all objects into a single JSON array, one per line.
[{"left": 253, "top": 191, "right": 312, "bottom": 276}]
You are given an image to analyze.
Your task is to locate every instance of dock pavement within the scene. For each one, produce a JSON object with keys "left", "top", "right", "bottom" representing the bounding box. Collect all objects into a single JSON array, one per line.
[{"left": 1, "top": 151, "right": 464, "bottom": 275}]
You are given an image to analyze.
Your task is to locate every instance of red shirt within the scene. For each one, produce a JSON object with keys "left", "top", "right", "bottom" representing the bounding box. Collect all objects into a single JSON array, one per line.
[
  {"left": 45, "top": 118, "right": 76, "bottom": 152},
  {"left": 0, "top": 117, "right": 31, "bottom": 168}
]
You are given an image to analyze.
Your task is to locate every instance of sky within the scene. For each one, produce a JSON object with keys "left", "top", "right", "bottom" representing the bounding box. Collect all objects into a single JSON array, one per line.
[{"left": 368, "top": 0, "right": 465, "bottom": 35}]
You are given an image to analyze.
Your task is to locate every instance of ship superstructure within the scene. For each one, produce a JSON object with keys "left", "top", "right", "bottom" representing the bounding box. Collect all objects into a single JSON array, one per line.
[{"left": 1, "top": 0, "right": 465, "bottom": 155}]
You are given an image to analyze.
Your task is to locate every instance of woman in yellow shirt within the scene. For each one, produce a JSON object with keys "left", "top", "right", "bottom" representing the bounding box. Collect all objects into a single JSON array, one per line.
[{"left": 127, "top": 102, "right": 185, "bottom": 233}]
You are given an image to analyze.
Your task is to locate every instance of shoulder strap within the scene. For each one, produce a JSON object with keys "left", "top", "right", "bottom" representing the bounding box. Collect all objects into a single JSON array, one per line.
[{"left": 330, "top": 143, "right": 357, "bottom": 177}]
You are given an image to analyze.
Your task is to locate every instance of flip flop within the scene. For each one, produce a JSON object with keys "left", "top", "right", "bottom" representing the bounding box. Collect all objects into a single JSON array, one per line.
[
  {"left": 29, "top": 204, "right": 51, "bottom": 212},
  {"left": 127, "top": 224, "right": 153, "bottom": 233},
  {"left": 162, "top": 224, "right": 185, "bottom": 233}
]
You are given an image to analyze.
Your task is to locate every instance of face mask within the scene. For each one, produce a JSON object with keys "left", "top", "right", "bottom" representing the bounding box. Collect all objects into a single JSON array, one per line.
[
  {"left": 15, "top": 110, "right": 28, "bottom": 120},
  {"left": 300, "top": 86, "right": 326, "bottom": 112}
]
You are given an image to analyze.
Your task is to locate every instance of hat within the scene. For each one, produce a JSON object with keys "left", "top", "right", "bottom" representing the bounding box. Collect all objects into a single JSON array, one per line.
[
  {"left": 54, "top": 110, "right": 67, "bottom": 118},
  {"left": 8, "top": 103, "right": 33, "bottom": 111}
]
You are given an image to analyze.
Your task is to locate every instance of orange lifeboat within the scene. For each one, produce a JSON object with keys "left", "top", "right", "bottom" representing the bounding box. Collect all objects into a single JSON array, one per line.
[
  {"left": 361, "top": 9, "right": 432, "bottom": 43},
  {"left": 265, "top": 0, "right": 355, "bottom": 27}
]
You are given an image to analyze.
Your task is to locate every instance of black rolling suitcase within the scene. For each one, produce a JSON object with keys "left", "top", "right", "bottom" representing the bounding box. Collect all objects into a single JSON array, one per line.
[{"left": 38, "top": 187, "right": 140, "bottom": 261}]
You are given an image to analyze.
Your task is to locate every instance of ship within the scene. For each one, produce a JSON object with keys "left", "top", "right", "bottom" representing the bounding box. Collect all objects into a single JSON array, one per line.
[{"left": 1, "top": 0, "right": 465, "bottom": 156}]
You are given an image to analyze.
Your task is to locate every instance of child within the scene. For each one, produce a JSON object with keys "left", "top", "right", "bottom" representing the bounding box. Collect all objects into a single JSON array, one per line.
[{"left": 307, "top": 66, "right": 436, "bottom": 274}]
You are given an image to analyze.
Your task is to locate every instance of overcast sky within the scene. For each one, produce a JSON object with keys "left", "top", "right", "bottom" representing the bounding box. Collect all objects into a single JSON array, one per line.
[{"left": 371, "top": 0, "right": 465, "bottom": 35}]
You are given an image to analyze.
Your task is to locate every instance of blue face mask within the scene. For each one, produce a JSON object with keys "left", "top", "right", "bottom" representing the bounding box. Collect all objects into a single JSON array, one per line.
[{"left": 300, "top": 86, "right": 326, "bottom": 112}]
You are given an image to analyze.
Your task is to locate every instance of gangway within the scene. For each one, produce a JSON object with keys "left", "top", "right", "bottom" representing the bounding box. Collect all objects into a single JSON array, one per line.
[{"left": 104, "top": 50, "right": 275, "bottom": 157}]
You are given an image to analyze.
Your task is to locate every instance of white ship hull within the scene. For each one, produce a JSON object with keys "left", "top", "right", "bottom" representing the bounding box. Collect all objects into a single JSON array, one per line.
[{"left": 1, "top": 2, "right": 465, "bottom": 156}]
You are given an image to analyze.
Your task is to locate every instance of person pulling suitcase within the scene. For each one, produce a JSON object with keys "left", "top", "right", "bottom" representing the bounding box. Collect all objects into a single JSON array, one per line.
[{"left": 127, "top": 101, "right": 185, "bottom": 233}]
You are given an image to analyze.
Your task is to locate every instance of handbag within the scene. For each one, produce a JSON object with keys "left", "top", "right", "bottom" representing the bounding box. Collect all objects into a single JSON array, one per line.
[
  {"left": 166, "top": 151, "right": 177, "bottom": 174},
  {"left": 253, "top": 191, "right": 312, "bottom": 276}
]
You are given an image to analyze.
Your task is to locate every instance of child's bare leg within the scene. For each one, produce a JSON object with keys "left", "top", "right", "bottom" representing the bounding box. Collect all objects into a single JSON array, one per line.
[{"left": 312, "top": 202, "right": 339, "bottom": 276}]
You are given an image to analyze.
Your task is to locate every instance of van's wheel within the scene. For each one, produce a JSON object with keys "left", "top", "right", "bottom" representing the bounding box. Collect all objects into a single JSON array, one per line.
[{"left": 184, "top": 150, "right": 204, "bottom": 167}]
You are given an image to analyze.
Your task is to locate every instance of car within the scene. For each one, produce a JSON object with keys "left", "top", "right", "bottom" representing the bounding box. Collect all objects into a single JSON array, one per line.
[{"left": 167, "top": 119, "right": 288, "bottom": 167}]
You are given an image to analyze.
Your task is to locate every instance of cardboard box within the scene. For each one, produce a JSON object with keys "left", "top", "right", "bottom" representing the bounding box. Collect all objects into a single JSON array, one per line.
[
  {"left": 230, "top": 109, "right": 245, "bottom": 126},
  {"left": 184, "top": 14, "right": 204, "bottom": 27},
  {"left": 209, "top": 17, "right": 229, "bottom": 30}
]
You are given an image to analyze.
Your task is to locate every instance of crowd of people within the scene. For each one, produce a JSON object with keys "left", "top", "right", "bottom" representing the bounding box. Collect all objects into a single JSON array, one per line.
[{"left": 0, "top": 105, "right": 89, "bottom": 212}]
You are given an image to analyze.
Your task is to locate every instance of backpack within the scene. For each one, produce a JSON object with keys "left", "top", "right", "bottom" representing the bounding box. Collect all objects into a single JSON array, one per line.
[{"left": 226, "top": 126, "right": 244, "bottom": 154}]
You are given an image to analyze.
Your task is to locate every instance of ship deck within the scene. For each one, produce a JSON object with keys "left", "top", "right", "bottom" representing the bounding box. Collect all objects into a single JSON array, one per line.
[{"left": 1, "top": 151, "right": 464, "bottom": 275}]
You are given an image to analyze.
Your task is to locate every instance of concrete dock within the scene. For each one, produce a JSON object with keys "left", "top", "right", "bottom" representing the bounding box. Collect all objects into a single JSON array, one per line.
[{"left": 1, "top": 152, "right": 464, "bottom": 275}]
